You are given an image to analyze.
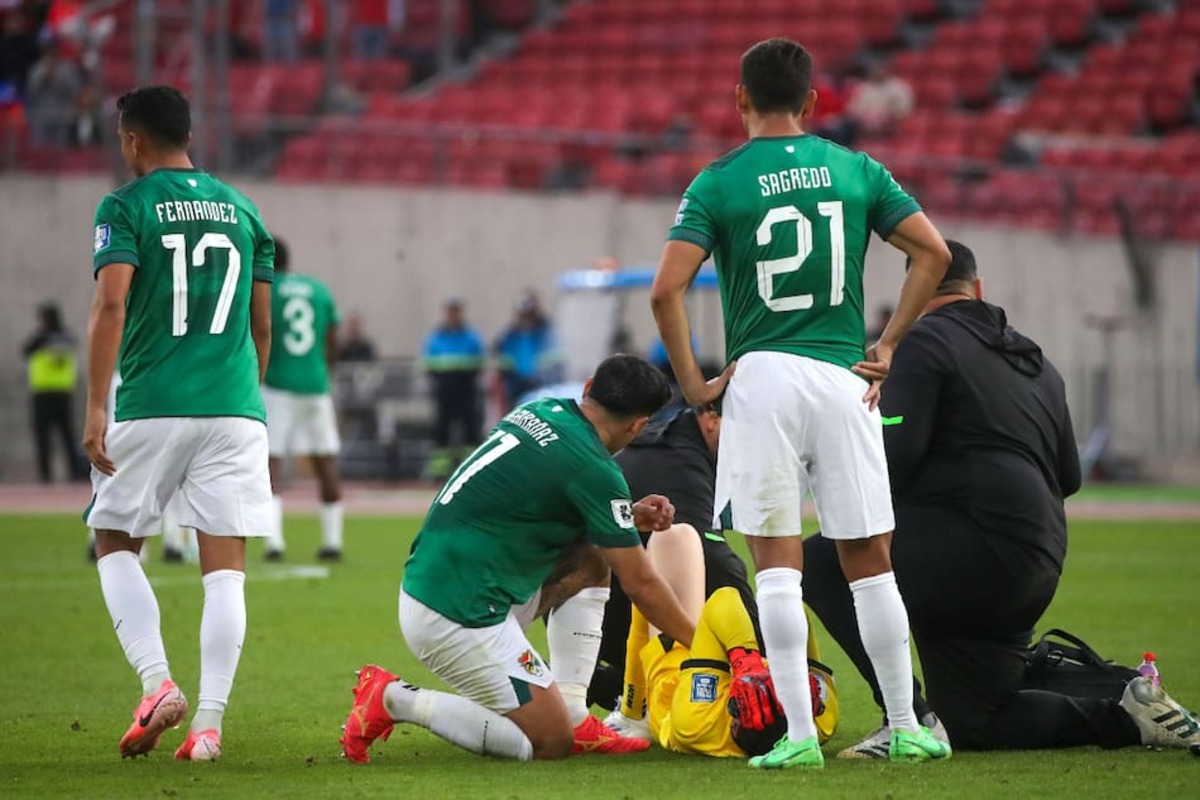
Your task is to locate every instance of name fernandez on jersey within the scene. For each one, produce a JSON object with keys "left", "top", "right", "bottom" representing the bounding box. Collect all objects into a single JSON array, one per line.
[
  {"left": 154, "top": 199, "right": 239, "bottom": 225},
  {"left": 758, "top": 166, "right": 833, "bottom": 197}
]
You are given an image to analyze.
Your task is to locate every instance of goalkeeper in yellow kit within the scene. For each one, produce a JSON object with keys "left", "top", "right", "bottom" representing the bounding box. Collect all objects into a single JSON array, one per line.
[{"left": 617, "top": 525, "right": 838, "bottom": 757}]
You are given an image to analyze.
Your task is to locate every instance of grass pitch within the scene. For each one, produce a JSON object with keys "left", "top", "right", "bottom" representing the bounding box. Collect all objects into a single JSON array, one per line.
[{"left": 1, "top": 513, "right": 1197, "bottom": 799}]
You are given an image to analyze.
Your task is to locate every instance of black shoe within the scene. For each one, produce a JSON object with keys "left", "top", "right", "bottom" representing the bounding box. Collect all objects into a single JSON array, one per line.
[
  {"left": 316, "top": 547, "right": 342, "bottom": 562},
  {"left": 162, "top": 547, "right": 184, "bottom": 563},
  {"left": 264, "top": 549, "right": 284, "bottom": 563}
]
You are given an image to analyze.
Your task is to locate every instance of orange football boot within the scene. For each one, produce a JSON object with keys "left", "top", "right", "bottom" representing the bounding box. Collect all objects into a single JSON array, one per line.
[
  {"left": 572, "top": 715, "right": 652, "bottom": 755},
  {"left": 174, "top": 728, "right": 221, "bottom": 761},
  {"left": 340, "top": 664, "right": 398, "bottom": 764},
  {"left": 118, "top": 679, "right": 188, "bottom": 758}
]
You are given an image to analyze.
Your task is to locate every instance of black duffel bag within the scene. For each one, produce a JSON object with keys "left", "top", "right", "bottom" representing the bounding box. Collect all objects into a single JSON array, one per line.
[{"left": 1022, "top": 628, "right": 1140, "bottom": 700}]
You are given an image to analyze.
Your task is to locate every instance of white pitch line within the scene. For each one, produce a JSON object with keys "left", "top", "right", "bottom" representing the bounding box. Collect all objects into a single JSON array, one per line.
[{"left": 0, "top": 564, "right": 331, "bottom": 592}]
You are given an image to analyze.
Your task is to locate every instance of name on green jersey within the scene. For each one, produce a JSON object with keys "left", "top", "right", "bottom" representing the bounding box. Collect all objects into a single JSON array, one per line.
[
  {"left": 758, "top": 166, "right": 834, "bottom": 198},
  {"left": 505, "top": 407, "right": 561, "bottom": 447},
  {"left": 153, "top": 199, "right": 240, "bottom": 226}
]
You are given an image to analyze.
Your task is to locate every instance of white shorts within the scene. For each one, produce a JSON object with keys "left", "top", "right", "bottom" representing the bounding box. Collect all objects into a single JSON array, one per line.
[
  {"left": 714, "top": 351, "right": 895, "bottom": 540},
  {"left": 262, "top": 387, "right": 341, "bottom": 457},
  {"left": 399, "top": 590, "right": 554, "bottom": 714},
  {"left": 85, "top": 417, "right": 272, "bottom": 538}
]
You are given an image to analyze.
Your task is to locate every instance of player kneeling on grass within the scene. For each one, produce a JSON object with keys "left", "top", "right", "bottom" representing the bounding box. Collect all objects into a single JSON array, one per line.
[
  {"left": 618, "top": 525, "right": 838, "bottom": 758},
  {"left": 341, "top": 355, "right": 699, "bottom": 762}
]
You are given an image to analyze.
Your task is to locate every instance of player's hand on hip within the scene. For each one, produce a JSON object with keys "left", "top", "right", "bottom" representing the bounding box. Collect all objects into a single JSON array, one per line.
[
  {"left": 633, "top": 494, "right": 675, "bottom": 532},
  {"left": 82, "top": 406, "right": 115, "bottom": 476},
  {"left": 680, "top": 360, "right": 736, "bottom": 407},
  {"left": 852, "top": 342, "right": 894, "bottom": 412}
]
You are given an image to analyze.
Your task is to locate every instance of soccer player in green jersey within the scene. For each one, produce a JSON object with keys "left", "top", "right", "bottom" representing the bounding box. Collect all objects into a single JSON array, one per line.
[
  {"left": 260, "top": 237, "right": 345, "bottom": 562},
  {"left": 651, "top": 39, "right": 953, "bottom": 769},
  {"left": 82, "top": 86, "right": 275, "bottom": 762},
  {"left": 341, "top": 355, "right": 699, "bottom": 762}
]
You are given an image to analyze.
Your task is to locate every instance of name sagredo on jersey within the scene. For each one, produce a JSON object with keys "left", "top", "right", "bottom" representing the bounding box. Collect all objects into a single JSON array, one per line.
[
  {"left": 758, "top": 166, "right": 833, "bottom": 197},
  {"left": 154, "top": 200, "right": 239, "bottom": 225}
]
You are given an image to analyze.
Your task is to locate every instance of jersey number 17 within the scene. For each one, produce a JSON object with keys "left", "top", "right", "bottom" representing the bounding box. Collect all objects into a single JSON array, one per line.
[{"left": 162, "top": 232, "right": 242, "bottom": 337}]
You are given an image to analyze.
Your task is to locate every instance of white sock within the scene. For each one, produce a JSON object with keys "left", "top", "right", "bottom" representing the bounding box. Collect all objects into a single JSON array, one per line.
[
  {"left": 195, "top": 570, "right": 247, "bottom": 734},
  {"left": 161, "top": 505, "right": 185, "bottom": 553},
  {"left": 97, "top": 551, "right": 171, "bottom": 695},
  {"left": 319, "top": 502, "right": 343, "bottom": 550},
  {"left": 384, "top": 683, "right": 533, "bottom": 761},
  {"left": 547, "top": 586, "right": 609, "bottom": 726},
  {"left": 756, "top": 567, "right": 818, "bottom": 742},
  {"left": 266, "top": 495, "right": 285, "bottom": 553},
  {"left": 851, "top": 572, "right": 918, "bottom": 732}
]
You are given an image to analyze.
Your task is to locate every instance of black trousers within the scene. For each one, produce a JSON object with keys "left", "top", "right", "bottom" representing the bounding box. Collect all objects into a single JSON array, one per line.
[
  {"left": 803, "top": 505, "right": 1140, "bottom": 750},
  {"left": 432, "top": 374, "right": 481, "bottom": 449},
  {"left": 588, "top": 528, "right": 760, "bottom": 708},
  {"left": 31, "top": 391, "right": 85, "bottom": 483}
]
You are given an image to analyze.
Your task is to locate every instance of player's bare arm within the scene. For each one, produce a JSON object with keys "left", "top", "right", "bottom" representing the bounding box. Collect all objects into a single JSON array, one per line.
[
  {"left": 852, "top": 212, "right": 951, "bottom": 409},
  {"left": 83, "top": 262, "right": 134, "bottom": 475},
  {"left": 651, "top": 240, "right": 736, "bottom": 406},
  {"left": 604, "top": 543, "right": 696, "bottom": 649},
  {"left": 251, "top": 280, "right": 272, "bottom": 383}
]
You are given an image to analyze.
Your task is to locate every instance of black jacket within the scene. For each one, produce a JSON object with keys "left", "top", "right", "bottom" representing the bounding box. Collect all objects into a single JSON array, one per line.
[
  {"left": 616, "top": 405, "right": 715, "bottom": 534},
  {"left": 880, "top": 300, "right": 1080, "bottom": 568}
]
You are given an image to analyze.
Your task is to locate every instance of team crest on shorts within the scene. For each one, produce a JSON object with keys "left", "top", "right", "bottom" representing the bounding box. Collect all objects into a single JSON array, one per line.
[
  {"left": 94, "top": 223, "right": 111, "bottom": 253},
  {"left": 690, "top": 673, "right": 718, "bottom": 703},
  {"left": 610, "top": 499, "right": 635, "bottom": 529},
  {"left": 517, "top": 649, "right": 545, "bottom": 677}
]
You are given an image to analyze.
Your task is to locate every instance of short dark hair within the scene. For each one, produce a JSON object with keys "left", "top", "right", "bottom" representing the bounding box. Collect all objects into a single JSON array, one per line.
[
  {"left": 117, "top": 86, "right": 191, "bottom": 149},
  {"left": 273, "top": 236, "right": 289, "bottom": 272},
  {"left": 741, "top": 39, "right": 813, "bottom": 115},
  {"left": 905, "top": 239, "right": 977, "bottom": 292},
  {"left": 587, "top": 354, "right": 672, "bottom": 419}
]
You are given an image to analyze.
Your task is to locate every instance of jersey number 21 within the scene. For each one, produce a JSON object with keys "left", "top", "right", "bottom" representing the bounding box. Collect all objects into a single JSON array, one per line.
[{"left": 756, "top": 201, "right": 845, "bottom": 312}]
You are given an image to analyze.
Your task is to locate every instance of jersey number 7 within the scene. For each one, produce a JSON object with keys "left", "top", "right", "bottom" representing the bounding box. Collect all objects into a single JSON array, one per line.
[
  {"left": 756, "top": 201, "right": 845, "bottom": 312},
  {"left": 161, "top": 232, "right": 242, "bottom": 337},
  {"left": 435, "top": 430, "right": 521, "bottom": 506}
]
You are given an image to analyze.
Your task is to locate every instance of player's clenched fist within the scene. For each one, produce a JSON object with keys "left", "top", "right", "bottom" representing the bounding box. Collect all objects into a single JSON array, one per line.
[{"left": 632, "top": 494, "right": 675, "bottom": 532}]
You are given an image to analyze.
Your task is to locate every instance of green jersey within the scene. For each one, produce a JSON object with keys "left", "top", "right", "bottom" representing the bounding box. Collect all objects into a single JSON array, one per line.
[
  {"left": 403, "top": 397, "right": 641, "bottom": 627},
  {"left": 668, "top": 135, "right": 920, "bottom": 370},
  {"left": 264, "top": 272, "right": 340, "bottom": 394},
  {"left": 92, "top": 168, "right": 274, "bottom": 421}
]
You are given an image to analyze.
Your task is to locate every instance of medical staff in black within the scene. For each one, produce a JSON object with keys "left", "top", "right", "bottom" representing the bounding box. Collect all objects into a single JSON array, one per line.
[{"left": 804, "top": 241, "right": 1200, "bottom": 755}]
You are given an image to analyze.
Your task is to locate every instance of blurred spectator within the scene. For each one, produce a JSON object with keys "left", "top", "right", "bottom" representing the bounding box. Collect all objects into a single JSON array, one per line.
[
  {"left": 420, "top": 297, "right": 484, "bottom": 480},
  {"left": 352, "top": 0, "right": 403, "bottom": 61},
  {"left": 0, "top": 6, "right": 42, "bottom": 105},
  {"left": 866, "top": 304, "right": 894, "bottom": 344},
  {"left": 338, "top": 313, "right": 378, "bottom": 362},
  {"left": 26, "top": 41, "right": 80, "bottom": 146},
  {"left": 495, "top": 291, "right": 559, "bottom": 409},
  {"left": 810, "top": 73, "right": 854, "bottom": 145},
  {"left": 22, "top": 302, "right": 86, "bottom": 483},
  {"left": 71, "top": 79, "right": 101, "bottom": 145},
  {"left": 264, "top": 0, "right": 301, "bottom": 63},
  {"left": 847, "top": 60, "right": 913, "bottom": 139}
]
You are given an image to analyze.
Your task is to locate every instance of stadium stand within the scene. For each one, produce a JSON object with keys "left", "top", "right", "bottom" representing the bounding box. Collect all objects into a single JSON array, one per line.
[{"left": 5, "top": 0, "right": 1199, "bottom": 238}]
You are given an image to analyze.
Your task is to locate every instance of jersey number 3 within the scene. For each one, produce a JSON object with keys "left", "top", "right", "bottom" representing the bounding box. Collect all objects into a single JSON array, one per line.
[
  {"left": 162, "top": 232, "right": 242, "bottom": 337},
  {"left": 755, "top": 201, "right": 844, "bottom": 312}
]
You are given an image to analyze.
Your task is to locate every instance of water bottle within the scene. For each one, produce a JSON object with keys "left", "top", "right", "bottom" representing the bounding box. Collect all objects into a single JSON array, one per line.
[{"left": 1136, "top": 652, "right": 1161, "bottom": 686}]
